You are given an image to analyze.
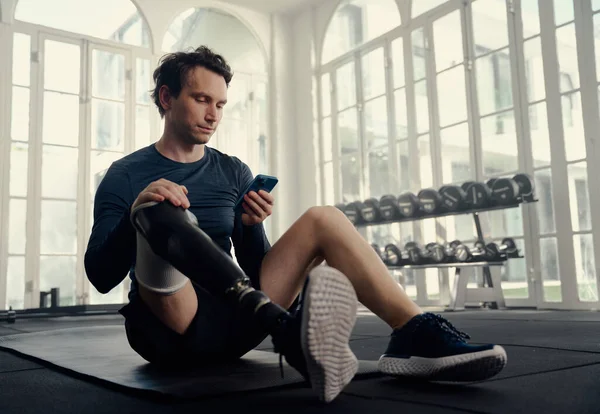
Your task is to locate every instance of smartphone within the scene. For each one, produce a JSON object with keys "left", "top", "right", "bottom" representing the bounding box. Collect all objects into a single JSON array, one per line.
[{"left": 234, "top": 174, "right": 279, "bottom": 211}]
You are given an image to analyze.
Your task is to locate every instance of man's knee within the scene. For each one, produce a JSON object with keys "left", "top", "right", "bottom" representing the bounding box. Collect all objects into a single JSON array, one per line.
[{"left": 303, "top": 205, "right": 346, "bottom": 226}]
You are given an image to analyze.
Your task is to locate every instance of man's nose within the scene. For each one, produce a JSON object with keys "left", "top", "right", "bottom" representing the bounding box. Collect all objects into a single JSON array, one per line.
[{"left": 205, "top": 105, "right": 217, "bottom": 122}]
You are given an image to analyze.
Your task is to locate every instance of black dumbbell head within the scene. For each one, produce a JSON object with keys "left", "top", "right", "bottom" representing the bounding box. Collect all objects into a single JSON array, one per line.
[
  {"left": 513, "top": 173, "right": 536, "bottom": 202},
  {"left": 474, "top": 241, "right": 486, "bottom": 251},
  {"left": 439, "top": 185, "right": 467, "bottom": 212},
  {"left": 343, "top": 201, "right": 364, "bottom": 224},
  {"left": 483, "top": 244, "right": 499, "bottom": 261},
  {"left": 454, "top": 244, "right": 470, "bottom": 262},
  {"left": 360, "top": 198, "right": 381, "bottom": 223},
  {"left": 461, "top": 181, "right": 475, "bottom": 192},
  {"left": 384, "top": 244, "right": 402, "bottom": 266},
  {"left": 463, "top": 182, "right": 491, "bottom": 209},
  {"left": 489, "top": 178, "right": 521, "bottom": 205},
  {"left": 379, "top": 194, "right": 400, "bottom": 221},
  {"left": 397, "top": 192, "right": 421, "bottom": 218},
  {"left": 426, "top": 243, "right": 446, "bottom": 263},
  {"left": 501, "top": 238, "right": 518, "bottom": 253},
  {"left": 485, "top": 243, "right": 505, "bottom": 261},
  {"left": 404, "top": 241, "right": 419, "bottom": 251},
  {"left": 404, "top": 242, "right": 421, "bottom": 264},
  {"left": 417, "top": 188, "right": 442, "bottom": 215},
  {"left": 449, "top": 240, "right": 463, "bottom": 250}
]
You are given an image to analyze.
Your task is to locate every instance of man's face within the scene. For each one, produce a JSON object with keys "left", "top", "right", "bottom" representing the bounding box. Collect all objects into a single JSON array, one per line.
[{"left": 163, "top": 66, "right": 228, "bottom": 145}]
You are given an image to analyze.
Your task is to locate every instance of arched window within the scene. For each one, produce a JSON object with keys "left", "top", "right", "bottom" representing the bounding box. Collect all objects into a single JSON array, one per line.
[
  {"left": 4, "top": 0, "right": 154, "bottom": 310},
  {"left": 322, "top": 0, "right": 401, "bottom": 65},
  {"left": 14, "top": 0, "right": 150, "bottom": 47},
  {"left": 162, "top": 8, "right": 266, "bottom": 74}
]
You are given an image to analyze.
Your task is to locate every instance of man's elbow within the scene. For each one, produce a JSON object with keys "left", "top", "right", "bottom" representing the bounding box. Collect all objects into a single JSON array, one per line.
[{"left": 84, "top": 251, "right": 112, "bottom": 295}]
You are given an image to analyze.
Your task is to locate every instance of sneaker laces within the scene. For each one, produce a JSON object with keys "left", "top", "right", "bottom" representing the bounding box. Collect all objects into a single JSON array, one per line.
[
  {"left": 272, "top": 317, "right": 287, "bottom": 380},
  {"left": 272, "top": 285, "right": 309, "bottom": 382},
  {"left": 428, "top": 313, "right": 471, "bottom": 342}
]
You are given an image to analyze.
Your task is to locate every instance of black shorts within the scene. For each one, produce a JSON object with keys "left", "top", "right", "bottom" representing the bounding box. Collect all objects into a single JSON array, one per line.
[{"left": 119, "top": 283, "right": 270, "bottom": 369}]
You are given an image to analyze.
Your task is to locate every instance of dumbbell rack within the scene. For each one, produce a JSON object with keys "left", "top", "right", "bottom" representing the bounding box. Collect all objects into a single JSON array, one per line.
[{"left": 356, "top": 201, "right": 533, "bottom": 311}]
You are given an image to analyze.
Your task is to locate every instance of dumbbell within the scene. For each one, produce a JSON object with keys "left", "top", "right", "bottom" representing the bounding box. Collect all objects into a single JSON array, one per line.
[
  {"left": 486, "top": 238, "right": 519, "bottom": 259},
  {"left": 438, "top": 185, "right": 468, "bottom": 212},
  {"left": 513, "top": 173, "right": 536, "bottom": 203},
  {"left": 486, "top": 177, "right": 521, "bottom": 206},
  {"left": 461, "top": 181, "right": 492, "bottom": 209},
  {"left": 335, "top": 203, "right": 346, "bottom": 212},
  {"left": 417, "top": 188, "right": 443, "bottom": 215},
  {"left": 343, "top": 201, "right": 364, "bottom": 224},
  {"left": 441, "top": 240, "right": 463, "bottom": 263},
  {"left": 405, "top": 242, "right": 447, "bottom": 265},
  {"left": 383, "top": 244, "right": 407, "bottom": 266},
  {"left": 453, "top": 241, "right": 496, "bottom": 263},
  {"left": 379, "top": 194, "right": 403, "bottom": 221},
  {"left": 397, "top": 192, "right": 421, "bottom": 218},
  {"left": 359, "top": 198, "right": 382, "bottom": 223}
]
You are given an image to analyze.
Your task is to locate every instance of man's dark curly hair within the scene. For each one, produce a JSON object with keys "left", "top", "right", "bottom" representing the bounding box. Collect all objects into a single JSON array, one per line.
[{"left": 151, "top": 46, "right": 233, "bottom": 117}]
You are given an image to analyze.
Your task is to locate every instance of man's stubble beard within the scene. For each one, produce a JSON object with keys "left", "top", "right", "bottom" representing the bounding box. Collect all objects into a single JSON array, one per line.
[{"left": 175, "top": 122, "right": 211, "bottom": 146}]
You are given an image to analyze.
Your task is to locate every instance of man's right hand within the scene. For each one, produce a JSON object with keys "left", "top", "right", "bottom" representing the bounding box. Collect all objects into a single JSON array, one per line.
[{"left": 132, "top": 179, "right": 190, "bottom": 210}]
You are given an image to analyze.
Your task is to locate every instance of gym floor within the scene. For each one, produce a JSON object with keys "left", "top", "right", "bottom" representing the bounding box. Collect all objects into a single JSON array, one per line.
[{"left": 1, "top": 308, "right": 599, "bottom": 414}]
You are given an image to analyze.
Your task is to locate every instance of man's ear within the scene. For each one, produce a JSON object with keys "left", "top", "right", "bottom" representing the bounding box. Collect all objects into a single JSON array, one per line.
[{"left": 159, "top": 85, "right": 172, "bottom": 112}]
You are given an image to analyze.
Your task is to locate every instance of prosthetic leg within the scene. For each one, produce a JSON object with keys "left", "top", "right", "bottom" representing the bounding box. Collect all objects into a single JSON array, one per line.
[{"left": 130, "top": 201, "right": 286, "bottom": 331}]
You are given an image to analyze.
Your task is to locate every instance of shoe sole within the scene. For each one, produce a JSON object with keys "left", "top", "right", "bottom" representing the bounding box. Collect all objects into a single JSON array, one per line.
[
  {"left": 301, "top": 266, "right": 359, "bottom": 403},
  {"left": 378, "top": 345, "right": 507, "bottom": 382}
]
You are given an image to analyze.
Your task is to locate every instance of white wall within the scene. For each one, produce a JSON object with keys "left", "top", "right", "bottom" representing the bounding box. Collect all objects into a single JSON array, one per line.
[
  {"left": 268, "top": 13, "right": 300, "bottom": 235},
  {"left": 292, "top": 9, "right": 318, "bottom": 212}
]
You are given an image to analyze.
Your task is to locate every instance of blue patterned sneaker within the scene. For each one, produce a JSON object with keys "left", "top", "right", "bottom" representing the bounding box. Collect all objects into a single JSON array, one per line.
[
  {"left": 378, "top": 313, "right": 507, "bottom": 382},
  {"left": 272, "top": 266, "right": 359, "bottom": 402}
]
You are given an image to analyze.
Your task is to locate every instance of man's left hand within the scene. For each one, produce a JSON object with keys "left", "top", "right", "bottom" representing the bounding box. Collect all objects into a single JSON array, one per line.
[{"left": 241, "top": 190, "right": 274, "bottom": 226}]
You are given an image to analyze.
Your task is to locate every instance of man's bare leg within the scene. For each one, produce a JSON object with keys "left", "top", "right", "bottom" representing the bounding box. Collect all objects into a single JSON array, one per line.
[
  {"left": 260, "top": 206, "right": 421, "bottom": 329},
  {"left": 260, "top": 205, "right": 507, "bottom": 382},
  {"left": 138, "top": 281, "right": 198, "bottom": 335}
]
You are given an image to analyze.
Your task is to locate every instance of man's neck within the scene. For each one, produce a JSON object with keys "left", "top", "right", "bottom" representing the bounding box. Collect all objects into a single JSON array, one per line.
[{"left": 155, "top": 134, "right": 205, "bottom": 164}]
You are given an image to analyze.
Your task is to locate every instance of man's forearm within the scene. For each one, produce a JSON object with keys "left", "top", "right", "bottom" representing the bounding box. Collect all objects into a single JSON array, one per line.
[
  {"left": 235, "top": 222, "right": 271, "bottom": 283},
  {"left": 84, "top": 208, "right": 136, "bottom": 294}
]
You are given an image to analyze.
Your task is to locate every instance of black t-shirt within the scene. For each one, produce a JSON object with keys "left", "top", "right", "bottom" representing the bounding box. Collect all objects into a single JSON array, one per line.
[{"left": 84, "top": 144, "right": 270, "bottom": 298}]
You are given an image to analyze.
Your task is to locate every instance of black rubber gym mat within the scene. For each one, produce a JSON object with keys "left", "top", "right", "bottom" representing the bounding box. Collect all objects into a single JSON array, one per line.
[
  {"left": 0, "top": 365, "right": 466, "bottom": 414},
  {"left": 343, "top": 362, "right": 600, "bottom": 414},
  {"left": 455, "top": 319, "right": 600, "bottom": 353},
  {"left": 0, "top": 314, "right": 124, "bottom": 335},
  {"left": 0, "top": 325, "right": 381, "bottom": 399},
  {"left": 0, "top": 351, "right": 43, "bottom": 373}
]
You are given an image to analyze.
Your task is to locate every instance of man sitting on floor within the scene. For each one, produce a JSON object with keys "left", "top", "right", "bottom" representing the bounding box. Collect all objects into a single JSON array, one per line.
[{"left": 84, "top": 45, "right": 507, "bottom": 403}]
